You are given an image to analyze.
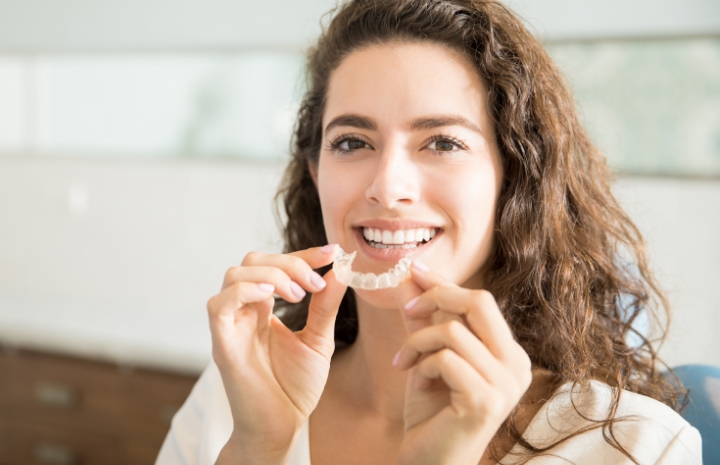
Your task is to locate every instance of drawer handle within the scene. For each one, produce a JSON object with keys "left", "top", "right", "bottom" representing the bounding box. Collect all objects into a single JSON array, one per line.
[
  {"left": 33, "top": 442, "right": 79, "bottom": 465},
  {"left": 34, "top": 382, "right": 78, "bottom": 409}
]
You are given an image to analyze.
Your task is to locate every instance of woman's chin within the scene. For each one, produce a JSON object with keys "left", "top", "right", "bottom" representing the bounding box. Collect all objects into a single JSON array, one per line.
[{"left": 353, "top": 287, "right": 403, "bottom": 311}]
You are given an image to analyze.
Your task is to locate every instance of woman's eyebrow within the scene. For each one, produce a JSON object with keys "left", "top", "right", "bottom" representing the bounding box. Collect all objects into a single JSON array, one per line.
[
  {"left": 410, "top": 115, "right": 483, "bottom": 135},
  {"left": 323, "top": 113, "right": 483, "bottom": 136},
  {"left": 324, "top": 114, "right": 378, "bottom": 133}
]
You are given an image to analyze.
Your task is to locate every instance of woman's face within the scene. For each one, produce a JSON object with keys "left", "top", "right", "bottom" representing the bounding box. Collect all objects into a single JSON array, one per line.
[{"left": 316, "top": 42, "right": 503, "bottom": 308}]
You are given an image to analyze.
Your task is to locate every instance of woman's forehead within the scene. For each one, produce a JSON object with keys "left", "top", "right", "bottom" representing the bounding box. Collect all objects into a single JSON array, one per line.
[{"left": 323, "top": 42, "right": 489, "bottom": 133}]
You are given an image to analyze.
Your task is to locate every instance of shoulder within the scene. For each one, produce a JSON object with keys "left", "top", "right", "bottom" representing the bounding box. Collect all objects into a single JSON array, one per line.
[
  {"left": 505, "top": 380, "right": 702, "bottom": 465},
  {"left": 156, "top": 362, "right": 234, "bottom": 465},
  {"left": 543, "top": 380, "right": 691, "bottom": 437}
]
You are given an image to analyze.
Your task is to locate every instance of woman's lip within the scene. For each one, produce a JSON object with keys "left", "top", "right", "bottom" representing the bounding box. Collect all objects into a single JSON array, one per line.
[
  {"left": 353, "top": 219, "right": 442, "bottom": 230},
  {"left": 352, "top": 227, "right": 439, "bottom": 264}
]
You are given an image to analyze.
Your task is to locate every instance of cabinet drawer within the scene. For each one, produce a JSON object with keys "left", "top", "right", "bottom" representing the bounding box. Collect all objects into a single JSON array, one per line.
[
  {"left": 0, "top": 349, "right": 199, "bottom": 465},
  {"left": 4, "top": 421, "right": 122, "bottom": 465},
  {"left": 0, "top": 350, "right": 125, "bottom": 421},
  {"left": 124, "top": 438, "right": 169, "bottom": 465},
  {"left": 0, "top": 418, "right": 12, "bottom": 465},
  {"left": 121, "top": 368, "right": 197, "bottom": 439}
]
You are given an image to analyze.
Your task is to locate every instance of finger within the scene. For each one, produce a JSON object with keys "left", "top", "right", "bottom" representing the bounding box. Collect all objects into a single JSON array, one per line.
[
  {"left": 227, "top": 244, "right": 339, "bottom": 295},
  {"left": 405, "top": 284, "right": 516, "bottom": 362},
  {"left": 212, "top": 303, "right": 277, "bottom": 369},
  {"left": 395, "top": 321, "right": 503, "bottom": 384},
  {"left": 397, "top": 260, "right": 454, "bottom": 334},
  {"left": 207, "top": 281, "right": 276, "bottom": 319},
  {"left": 240, "top": 244, "right": 339, "bottom": 276},
  {"left": 224, "top": 265, "right": 312, "bottom": 303},
  {"left": 298, "top": 268, "right": 347, "bottom": 356},
  {"left": 407, "top": 259, "right": 449, "bottom": 291},
  {"left": 288, "top": 244, "right": 341, "bottom": 268},
  {"left": 396, "top": 271, "right": 432, "bottom": 335},
  {"left": 207, "top": 282, "right": 276, "bottom": 346},
  {"left": 413, "top": 349, "right": 489, "bottom": 415}
]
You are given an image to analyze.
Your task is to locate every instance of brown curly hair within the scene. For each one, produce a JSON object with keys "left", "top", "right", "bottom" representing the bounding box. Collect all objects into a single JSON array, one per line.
[{"left": 274, "top": 0, "right": 682, "bottom": 462}]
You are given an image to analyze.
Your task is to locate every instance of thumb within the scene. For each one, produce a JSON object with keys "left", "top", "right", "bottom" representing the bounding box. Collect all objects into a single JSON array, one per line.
[
  {"left": 298, "top": 268, "right": 347, "bottom": 356},
  {"left": 396, "top": 274, "right": 432, "bottom": 335}
]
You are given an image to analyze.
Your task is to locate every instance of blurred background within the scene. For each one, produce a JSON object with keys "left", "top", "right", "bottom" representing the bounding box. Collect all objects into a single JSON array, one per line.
[{"left": 0, "top": 0, "right": 718, "bottom": 463}]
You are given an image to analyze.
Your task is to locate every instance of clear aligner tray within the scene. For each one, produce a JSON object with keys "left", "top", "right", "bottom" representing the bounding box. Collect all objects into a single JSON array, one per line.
[{"left": 333, "top": 247, "right": 413, "bottom": 290}]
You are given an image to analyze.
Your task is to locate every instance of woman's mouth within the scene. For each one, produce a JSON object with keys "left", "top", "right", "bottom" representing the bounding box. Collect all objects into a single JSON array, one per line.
[{"left": 361, "top": 227, "right": 439, "bottom": 249}]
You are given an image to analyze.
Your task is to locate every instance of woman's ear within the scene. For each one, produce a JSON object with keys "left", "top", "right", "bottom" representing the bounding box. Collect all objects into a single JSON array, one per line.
[{"left": 308, "top": 161, "right": 319, "bottom": 187}]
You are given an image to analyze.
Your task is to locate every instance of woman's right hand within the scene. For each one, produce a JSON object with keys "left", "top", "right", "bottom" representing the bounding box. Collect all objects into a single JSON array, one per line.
[{"left": 207, "top": 245, "right": 346, "bottom": 464}]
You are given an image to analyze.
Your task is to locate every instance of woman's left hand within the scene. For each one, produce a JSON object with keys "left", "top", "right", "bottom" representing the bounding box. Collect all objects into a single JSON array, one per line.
[{"left": 394, "top": 263, "right": 533, "bottom": 465}]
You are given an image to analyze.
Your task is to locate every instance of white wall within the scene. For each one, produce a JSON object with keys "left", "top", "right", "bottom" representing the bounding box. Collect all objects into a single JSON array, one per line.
[
  {"left": 0, "top": 159, "right": 717, "bottom": 367},
  {"left": 0, "top": 0, "right": 718, "bottom": 53},
  {"left": 614, "top": 177, "right": 720, "bottom": 367},
  {"left": 0, "top": 0, "right": 337, "bottom": 52},
  {"left": 507, "top": 0, "right": 720, "bottom": 40},
  {"left": 0, "top": 158, "right": 285, "bottom": 306}
]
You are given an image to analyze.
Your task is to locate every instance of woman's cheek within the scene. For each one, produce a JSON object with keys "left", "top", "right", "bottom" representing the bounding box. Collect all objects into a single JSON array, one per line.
[
  {"left": 431, "top": 166, "right": 498, "bottom": 285},
  {"left": 318, "top": 192, "right": 343, "bottom": 245},
  {"left": 317, "top": 160, "right": 362, "bottom": 246}
]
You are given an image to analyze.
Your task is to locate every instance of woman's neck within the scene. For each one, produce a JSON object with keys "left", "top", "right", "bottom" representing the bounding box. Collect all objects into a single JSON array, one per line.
[{"left": 329, "top": 295, "right": 409, "bottom": 424}]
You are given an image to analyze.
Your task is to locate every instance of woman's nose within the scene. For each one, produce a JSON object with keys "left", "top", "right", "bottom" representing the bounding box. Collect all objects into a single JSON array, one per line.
[{"left": 365, "top": 148, "right": 421, "bottom": 209}]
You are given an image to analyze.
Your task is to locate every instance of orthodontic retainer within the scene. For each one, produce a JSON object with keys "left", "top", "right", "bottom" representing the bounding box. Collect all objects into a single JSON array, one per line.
[{"left": 333, "top": 247, "right": 413, "bottom": 290}]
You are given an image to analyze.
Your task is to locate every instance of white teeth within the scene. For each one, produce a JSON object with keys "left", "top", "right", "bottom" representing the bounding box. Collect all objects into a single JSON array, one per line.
[
  {"left": 371, "top": 243, "right": 417, "bottom": 249},
  {"left": 382, "top": 230, "right": 393, "bottom": 244},
  {"left": 361, "top": 227, "right": 439, "bottom": 246}
]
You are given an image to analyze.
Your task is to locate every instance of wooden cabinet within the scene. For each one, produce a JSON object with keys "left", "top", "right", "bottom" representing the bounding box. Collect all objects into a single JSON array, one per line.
[{"left": 0, "top": 349, "right": 198, "bottom": 465}]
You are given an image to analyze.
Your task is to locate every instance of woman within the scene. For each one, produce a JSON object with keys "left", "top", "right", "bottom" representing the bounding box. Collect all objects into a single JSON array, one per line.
[{"left": 156, "top": 1, "right": 702, "bottom": 464}]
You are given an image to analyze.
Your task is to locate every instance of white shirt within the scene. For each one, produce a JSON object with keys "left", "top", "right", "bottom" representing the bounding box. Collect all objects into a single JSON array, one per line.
[{"left": 155, "top": 362, "right": 702, "bottom": 465}]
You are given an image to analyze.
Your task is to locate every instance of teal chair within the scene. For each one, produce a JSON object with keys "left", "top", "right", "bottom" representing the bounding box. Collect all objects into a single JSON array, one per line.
[{"left": 669, "top": 365, "right": 720, "bottom": 464}]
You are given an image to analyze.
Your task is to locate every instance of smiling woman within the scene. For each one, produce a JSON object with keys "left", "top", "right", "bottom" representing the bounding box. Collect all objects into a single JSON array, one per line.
[
  {"left": 317, "top": 42, "right": 500, "bottom": 275},
  {"left": 155, "top": 1, "right": 702, "bottom": 465}
]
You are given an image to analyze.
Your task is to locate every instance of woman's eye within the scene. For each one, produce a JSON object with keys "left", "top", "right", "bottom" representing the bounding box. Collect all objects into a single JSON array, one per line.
[
  {"left": 339, "top": 139, "right": 368, "bottom": 151},
  {"left": 428, "top": 139, "right": 457, "bottom": 152}
]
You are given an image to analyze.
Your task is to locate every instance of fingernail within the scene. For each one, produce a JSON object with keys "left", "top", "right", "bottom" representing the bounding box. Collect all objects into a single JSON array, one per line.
[
  {"left": 412, "top": 260, "right": 429, "bottom": 272},
  {"left": 392, "top": 351, "right": 401, "bottom": 367},
  {"left": 309, "top": 271, "right": 326, "bottom": 290},
  {"left": 321, "top": 244, "right": 338, "bottom": 253},
  {"left": 257, "top": 283, "right": 275, "bottom": 293},
  {"left": 290, "top": 281, "right": 306, "bottom": 299},
  {"left": 404, "top": 296, "right": 419, "bottom": 311}
]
